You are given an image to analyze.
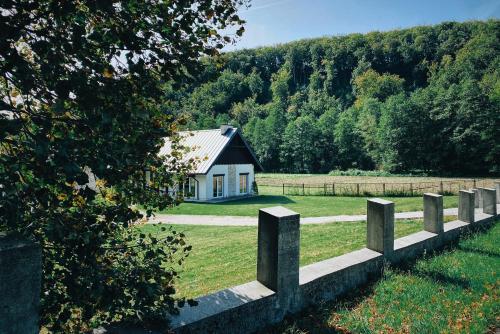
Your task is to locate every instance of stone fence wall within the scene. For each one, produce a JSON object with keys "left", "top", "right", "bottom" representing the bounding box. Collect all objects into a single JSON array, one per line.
[
  {"left": 0, "top": 234, "right": 41, "bottom": 334},
  {"left": 1, "top": 184, "right": 499, "bottom": 334},
  {"left": 168, "top": 186, "right": 500, "bottom": 334}
]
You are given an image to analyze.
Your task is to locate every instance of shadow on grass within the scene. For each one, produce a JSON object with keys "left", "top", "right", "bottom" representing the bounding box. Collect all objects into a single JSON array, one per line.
[
  {"left": 265, "top": 280, "right": 379, "bottom": 334},
  {"left": 263, "top": 221, "right": 498, "bottom": 334},
  {"left": 456, "top": 245, "right": 500, "bottom": 258},
  {"left": 266, "top": 265, "right": 475, "bottom": 333},
  {"left": 412, "top": 269, "right": 471, "bottom": 289}
]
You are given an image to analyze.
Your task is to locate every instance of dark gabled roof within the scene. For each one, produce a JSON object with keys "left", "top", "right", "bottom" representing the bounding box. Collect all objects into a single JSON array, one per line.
[{"left": 160, "top": 127, "right": 263, "bottom": 174}]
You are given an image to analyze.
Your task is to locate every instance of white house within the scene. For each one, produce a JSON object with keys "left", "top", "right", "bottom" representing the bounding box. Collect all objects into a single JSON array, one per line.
[{"left": 159, "top": 125, "right": 263, "bottom": 202}]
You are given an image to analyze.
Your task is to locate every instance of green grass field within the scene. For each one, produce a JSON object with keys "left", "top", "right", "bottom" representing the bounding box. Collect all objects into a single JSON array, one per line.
[
  {"left": 266, "top": 222, "right": 500, "bottom": 334},
  {"left": 256, "top": 173, "right": 498, "bottom": 197},
  {"left": 161, "top": 195, "right": 458, "bottom": 217},
  {"left": 256, "top": 173, "right": 497, "bottom": 186},
  {"left": 139, "top": 219, "right": 438, "bottom": 299}
]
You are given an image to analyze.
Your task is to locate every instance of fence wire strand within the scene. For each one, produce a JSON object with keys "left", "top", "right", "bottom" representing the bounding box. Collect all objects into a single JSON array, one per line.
[{"left": 259, "top": 179, "right": 497, "bottom": 197}]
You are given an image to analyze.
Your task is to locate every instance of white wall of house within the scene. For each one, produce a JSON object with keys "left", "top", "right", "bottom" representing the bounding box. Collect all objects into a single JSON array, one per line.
[{"left": 198, "top": 163, "right": 254, "bottom": 200}]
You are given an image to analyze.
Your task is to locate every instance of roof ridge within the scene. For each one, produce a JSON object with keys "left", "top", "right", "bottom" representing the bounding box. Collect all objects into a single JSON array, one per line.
[{"left": 178, "top": 128, "right": 238, "bottom": 133}]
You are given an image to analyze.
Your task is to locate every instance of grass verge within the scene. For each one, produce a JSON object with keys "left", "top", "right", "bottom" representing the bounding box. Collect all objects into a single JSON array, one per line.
[{"left": 265, "top": 221, "right": 500, "bottom": 334}]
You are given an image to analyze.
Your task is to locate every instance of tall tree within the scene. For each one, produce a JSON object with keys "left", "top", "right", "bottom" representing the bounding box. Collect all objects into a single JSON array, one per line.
[
  {"left": 280, "top": 115, "right": 319, "bottom": 173},
  {"left": 353, "top": 68, "right": 405, "bottom": 103},
  {"left": 316, "top": 107, "right": 340, "bottom": 172},
  {"left": 377, "top": 93, "right": 434, "bottom": 172},
  {"left": 263, "top": 102, "right": 287, "bottom": 171},
  {"left": 357, "top": 98, "right": 384, "bottom": 166},
  {"left": 334, "top": 106, "right": 374, "bottom": 170}
]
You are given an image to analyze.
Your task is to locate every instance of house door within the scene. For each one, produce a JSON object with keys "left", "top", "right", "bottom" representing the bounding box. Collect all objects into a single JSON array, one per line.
[{"left": 213, "top": 175, "right": 224, "bottom": 198}]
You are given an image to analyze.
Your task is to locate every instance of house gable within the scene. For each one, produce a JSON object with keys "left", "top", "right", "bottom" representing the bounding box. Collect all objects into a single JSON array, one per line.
[{"left": 214, "top": 132, "right": 263, "bottom": 171}]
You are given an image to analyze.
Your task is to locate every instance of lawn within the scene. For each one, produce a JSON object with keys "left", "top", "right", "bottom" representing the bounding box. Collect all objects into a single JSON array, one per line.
[
  {"left": 160, "top": 195, "right": 458, "bottom": 217},
  {"left": 266, "top": 222, "right": 500, "bottom": 334},
  {"left": 138, "top": 219, "right": 434, "bottom": 299}
]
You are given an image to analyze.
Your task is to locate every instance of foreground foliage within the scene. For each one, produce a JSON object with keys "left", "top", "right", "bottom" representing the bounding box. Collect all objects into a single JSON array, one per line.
[
  {"left": 267, "top": 222, "right": 500, "bottom": 334},
  {"left": 0, "top": 0, "right": 246, "bottom": 332},
  {"left": 174, "top": 20, "right": 500, "bottom": 174}
]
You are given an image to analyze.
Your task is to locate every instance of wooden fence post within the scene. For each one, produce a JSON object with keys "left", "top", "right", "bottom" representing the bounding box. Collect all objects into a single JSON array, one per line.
[
  {"left": 410, "top": 183, "right": 413, "bottom": 196},
  {"left": 332, "top": 183, "right": 335, "bottom": 196},
  {"left": 302, "top": 183, "right": 305, "bottom": 196},
  {"left": 439, "top": 181, "right": 443, "bottom": 194},
  {"left": 382, "top": 183, "right": 386, "bottom": 196},
  {"left": 356, "top": 183, "right": 360, "bottom": 196},
  {"left": 282, "top": 183, "right": 285, "bottom": 195}
]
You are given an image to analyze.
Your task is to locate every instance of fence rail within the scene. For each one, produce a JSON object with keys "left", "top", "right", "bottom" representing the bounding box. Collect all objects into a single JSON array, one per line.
[{"left": 258, "top": 179, "right": 498, "bottom": 197}]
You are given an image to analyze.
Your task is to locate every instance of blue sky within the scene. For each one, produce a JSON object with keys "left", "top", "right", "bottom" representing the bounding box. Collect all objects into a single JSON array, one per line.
[{"left": 225, "top": 0, "right": 500, "bottom": 51}]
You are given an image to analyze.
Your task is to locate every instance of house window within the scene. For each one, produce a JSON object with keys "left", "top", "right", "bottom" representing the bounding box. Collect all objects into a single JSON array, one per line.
[
  {"left": 239, "top": 173, "right": 248, "bottom": 194},
  {"left": 183, "top": 177, "right": 197, "bottom": 199},
  {"left": 213, "top": 175, "right": 224, "bottom": 198}
]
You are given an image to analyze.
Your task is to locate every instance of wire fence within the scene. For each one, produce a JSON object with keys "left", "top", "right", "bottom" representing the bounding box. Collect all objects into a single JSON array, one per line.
[{"left": 258, "top": 179, "right": 498, "bottom": 197}]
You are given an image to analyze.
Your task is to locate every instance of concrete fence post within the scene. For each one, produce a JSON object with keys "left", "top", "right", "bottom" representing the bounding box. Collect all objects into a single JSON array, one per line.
[
  {"left": 423, "top": 193, "right": 444, "bottom": 234},
  {"left": 0, "top": 233, "right": 42, "bottom": 334},
  {"left": 257, "top": 206, "right": 300, "bottom": 311},
  {"left": 470, "top": 189, "right": 480, "bottom": 208},
  {"left": 458, "top": 190, "right": 475, "bottom": 223},
  {"left": 479, "top": 187, "right": 497, "bottom": 216},
  {"left": 477, "top": 188, "right": 483, "bottom": 208},
  {"left": 495, "top": 182, "right": 500, "bottom": 204},
  {"left": 366, "top": 198, "right": 394, "bottom": 256}
]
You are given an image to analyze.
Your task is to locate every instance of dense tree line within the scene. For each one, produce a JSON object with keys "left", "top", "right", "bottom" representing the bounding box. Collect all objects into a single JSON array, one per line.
[{"left": 169, "top": 20, "right": 499, "bottom": 175}]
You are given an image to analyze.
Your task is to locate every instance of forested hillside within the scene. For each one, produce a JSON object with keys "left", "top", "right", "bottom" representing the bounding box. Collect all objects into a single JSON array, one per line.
[{"left": 167, "top": 20, "right": 500, "bottom": 175}]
